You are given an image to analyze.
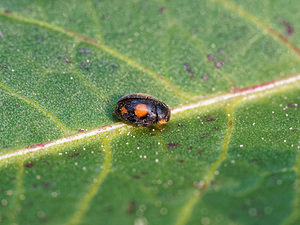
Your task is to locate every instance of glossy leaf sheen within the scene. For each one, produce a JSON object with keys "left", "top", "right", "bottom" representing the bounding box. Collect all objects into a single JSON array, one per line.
[{"left": 0, "top": 1, "right": 300, "bottom": 225}]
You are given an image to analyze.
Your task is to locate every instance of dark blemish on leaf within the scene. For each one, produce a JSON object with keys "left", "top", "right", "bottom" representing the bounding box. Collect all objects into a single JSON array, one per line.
[
  {"left": 178, "top": 159, "right": 184, "bottom": 163},
  {"left": 207, "top": 54, "right": 214, "bottom": 62},
  {"left": 178, "top": 123, "right": 183, "bottom": 127},
  {"left": 80, "top": 62, "right": 89, "bottom": 71},
  {"left": 57, "top": 56, "right": 61, "bottom": 60},
  {"left": 202, "top": 75, "right": 209, "bottom": 81},
  {"left": 205, "top": 115, "right": 216, "bottom": 122},
  {"left": 215, "top": 61, "right": 224, "bottom": 69},
  {"left": 184, "top": 62, "right": 194, "bottom": 79},
  {"left": 1, "top": 64, "right": 7, "bottom": 69},
  {"left": 15, "top": 103, "right": 19, "bottom": 108},
  {"left": 79, "top": 48, "right": 91, "bottom": 54},
  {"left": 25, "top": 162, "right": 35, "bottom": 168},
  {"left": 141, "top": 171, "right": 148, "bottom": 175},
  {"left": 150, "top": 133, "right": 156, "bottom": 136},
  {"left": 167, "top": 143, "right": 179, "bottom": 148},
  {"left": 63, "top": 56, "right": 71, "bottom": 64},
  {"left": 111, "top": 64, "right": 118, "bottom": 70},
  {"left": 281, "top": 20, "right": 294, "bottom": 36},
  {"left": 32, "top": 184, "right": 38, "bottom": 189},
  {"left": 106, "top": 99, "right": 110, "bottom": 103},
  {"left": 291, "top": 129, "right": 297, "bottom": 132},
  {"left": 206, "top": 118, "right": 216, "bottom": 122},
  {"left": 207, "top": 54, "right": 224, "bottom": 69},
  {"left": 159, "top": 7, "right": 165, "bottom": 13},
  {"left": 288, "top": 103, "right": 298, "bottom": 107},
  {"left": 98, "top": 150, "right": 103, "bottom": 154},
  {"left": 228, "top": 121, "right": 233, "bottom": 126},
  {"left": 132, "top": 175, "right": 140, "bottom": 179},
  {"left": 126, "top": 200, "right": 136, "bottom": 215},
  {"left": 103, "top": 14, "right": 110, "bottom": 19},
  {"left": 69, "top": 152, "right": 80, "bottom": 158},
  {"left": 42, "top": 182, "right": 50, "bottom": 189},
  {"left": 4, "top": 10, "right": 11, "bottom": 14},
  {"left": 188, "top": 146, "right": 193, "bottom": 151},
  {"left": 78, "top": 129, "right": 85, "bottom": 132},
  {"left": 214, "top": 127, "right": 219, "bottom": 130}
]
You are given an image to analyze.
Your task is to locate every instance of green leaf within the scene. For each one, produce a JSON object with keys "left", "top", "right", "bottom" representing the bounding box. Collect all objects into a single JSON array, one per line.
[{"left": 0, "top": 0, "right": 299, "bottom": 225}]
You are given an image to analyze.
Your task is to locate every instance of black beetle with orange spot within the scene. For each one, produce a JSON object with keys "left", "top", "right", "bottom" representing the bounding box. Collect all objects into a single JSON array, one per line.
[{"left": 115, "top": 93, "right": 170, "bottom": 129}]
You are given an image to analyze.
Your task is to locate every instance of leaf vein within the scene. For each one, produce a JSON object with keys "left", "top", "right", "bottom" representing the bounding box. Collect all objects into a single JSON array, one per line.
[
  {"left": 174, "top": 105, "right": 234, "bottom": 225},
  {"left": 0, "top": 9, "right": 194, "bottom": 101},
  {"left": 212, "top": 0, "right": 300, "bottom": 56},
  {"left": 0, "top": 81, "right": 71, "bottom": 135}
]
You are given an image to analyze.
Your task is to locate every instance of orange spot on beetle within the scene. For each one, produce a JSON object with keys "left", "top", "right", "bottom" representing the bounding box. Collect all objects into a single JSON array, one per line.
[
  {"left": 138, "top": 93, "right": 151, "bottom": 98},
  {"left": 134, "top": 104, "right": 148, "bottom": 118},
  {"left": 158, "top": 119, "right": 167, "bottom": 124},
  {"left": 121, "top": 106, "right": 128, "bottom": 115}
]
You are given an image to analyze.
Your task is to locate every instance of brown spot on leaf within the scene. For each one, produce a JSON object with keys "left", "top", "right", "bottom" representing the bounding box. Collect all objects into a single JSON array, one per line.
[
  {"left": 288, "top": 103, "right": 298, "bottom": 107},
  {"left": 80, "top": 62, "right": 89, "bottom": 71},
  {"left": 178, "top": 159, "right": 184, "bottom": 163},
  {"left": 78, "top": 48, "right": 91, "bottom": 54},
  {"left": 159, "top": 7, "right": 165, "bottom": 13},
  {"left": 69, "top": 152, "right": 80, "bottom": 158},
  {"left": 42, "top": 182, "right": 50, "bottom": 189},
  {"left": 184, "top": 62, "right": 194, "bottom": 79},
  {"left": 132, "top": 175, "right": 140, "bottom": 179},
  {"left": 228, "top": 121, "right": 233, "bottom": 126},
  {"left": 126, "top": 200, "right": 136, "bottom": 215},
  {"left": 78, "top": 129, "right": 85, "bottom": 132},
  {"left": 111, "top": 65, "right": 118, "bottom": 70},
  {"left": 205, "top": 115, "right": 216, "bottom": 122},
  {"left": 207, "top": 54, "right": 224, "bottom": 69},
  {"left": 202, "top": 75, "right": 209, "bottom": 81},
  {"left": 207, "top": 54, "right": 214, "bottom": 62},
  {"left": 281, "top": 20, "right": 294, "bottom": 36},
  {"left": 167, "top": 143, "right": 179, "bottom": 148},
  {"left": 63, "top": 56, "right": 71, "bottom": 64},
  {"left": 25, "top": 162, "right": 35, "bottom": 168},
  {"left": 215, "top": 61, "right": 224, "bottom": 69},
  {"left": 4, "top": 10, "right": 11, "bottom": 14}
]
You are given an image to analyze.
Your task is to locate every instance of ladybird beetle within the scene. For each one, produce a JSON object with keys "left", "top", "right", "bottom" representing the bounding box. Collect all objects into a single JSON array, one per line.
[{"left": 115, "top": 93, "right": 171, "bottom": 129}]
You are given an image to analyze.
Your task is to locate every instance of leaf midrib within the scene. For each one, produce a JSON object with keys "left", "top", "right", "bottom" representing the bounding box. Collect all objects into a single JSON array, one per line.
[{"left": 1, "top": 73, "right": 299, "bottom": 162}]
